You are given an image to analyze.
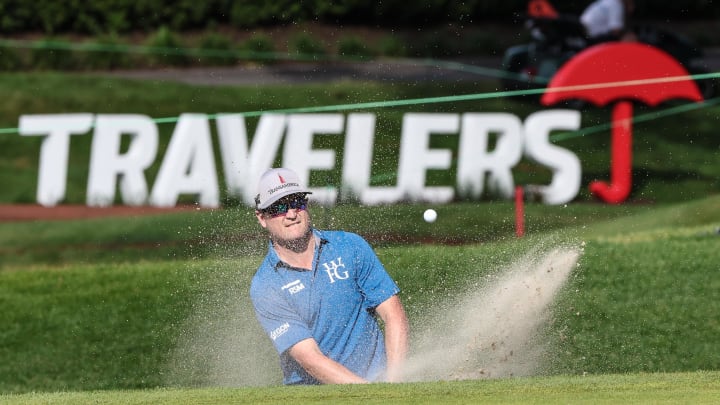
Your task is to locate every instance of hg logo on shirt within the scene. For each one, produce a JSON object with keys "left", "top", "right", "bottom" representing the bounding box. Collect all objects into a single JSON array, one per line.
[{"left": 322, "top": 257, "right": 349, "bottom": 283}]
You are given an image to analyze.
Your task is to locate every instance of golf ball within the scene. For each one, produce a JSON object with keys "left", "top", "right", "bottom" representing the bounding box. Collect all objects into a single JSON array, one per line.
[{"left": 423, "top": 208, "right": 437, "bottom": 223}]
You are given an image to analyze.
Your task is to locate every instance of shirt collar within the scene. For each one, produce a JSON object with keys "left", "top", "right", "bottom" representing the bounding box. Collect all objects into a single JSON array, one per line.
[{"left": 268, "top": 228, "right": 327, "bottom": 271}]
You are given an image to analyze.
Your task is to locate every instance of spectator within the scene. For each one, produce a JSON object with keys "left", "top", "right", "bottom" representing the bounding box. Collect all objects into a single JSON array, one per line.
[{"left": 580, "top": 0, "right": 636, "bottom": 43}]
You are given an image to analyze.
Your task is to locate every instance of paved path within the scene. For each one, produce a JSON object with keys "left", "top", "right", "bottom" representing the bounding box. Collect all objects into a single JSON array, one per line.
[
  {"left": 103, "top": 48, "right": 719, "bottom": 87},
  {"left": 103, "top": 57, "right": 507, "bottom": 86}
]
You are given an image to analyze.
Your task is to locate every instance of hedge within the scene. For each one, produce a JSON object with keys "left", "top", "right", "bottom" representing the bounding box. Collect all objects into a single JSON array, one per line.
[{"left": 0, "top": 1, "right": 717, "bottom": 35}]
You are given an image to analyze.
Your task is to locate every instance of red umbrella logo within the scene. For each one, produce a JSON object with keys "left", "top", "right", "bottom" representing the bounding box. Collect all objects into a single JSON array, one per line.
[{"left": 541, "top": 42, "right": 703, "bottom": 204}]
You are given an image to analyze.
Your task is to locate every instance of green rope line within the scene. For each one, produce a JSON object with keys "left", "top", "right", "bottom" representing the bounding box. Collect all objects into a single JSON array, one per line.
[
  {"left": 1, "top": 72, "right": 719, "bottom": 135},
  {"left": 550, "top": 96, "right": 720, "bottom": 141},
  {"left": 201, "top": 71, "right": 720, "bottom": 122}
]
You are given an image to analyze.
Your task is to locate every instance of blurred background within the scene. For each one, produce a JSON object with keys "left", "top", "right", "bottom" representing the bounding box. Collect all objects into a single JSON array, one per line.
[{"left": 0, "top": 0, "right": 718, "bottom": 73}]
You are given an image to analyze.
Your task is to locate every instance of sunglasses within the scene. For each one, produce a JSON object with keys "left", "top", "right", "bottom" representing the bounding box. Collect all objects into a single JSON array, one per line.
[{"left": 262, "top": 194, "right": 308, "bottom": 217}]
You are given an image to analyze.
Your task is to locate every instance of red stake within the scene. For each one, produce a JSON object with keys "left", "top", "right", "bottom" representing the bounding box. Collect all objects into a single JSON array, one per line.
[{"left": 515, "top": 185, "right": 525, "bottom": 238}]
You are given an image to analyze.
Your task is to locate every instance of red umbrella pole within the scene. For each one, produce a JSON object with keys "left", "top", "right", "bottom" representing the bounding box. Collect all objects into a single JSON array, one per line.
[{"left": 589, "top": 100, "right": 633, "bottom": 204}]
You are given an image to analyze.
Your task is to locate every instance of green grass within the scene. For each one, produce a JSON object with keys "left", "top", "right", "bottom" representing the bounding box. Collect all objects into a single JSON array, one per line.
[
  {"left": 0, "top": 200, "right": 647, "bottom": 268},
  {"left": 1, "top": 371, "right": 719, "bottom": 404},
  {"left": 1, "top": 195, "right": 719, "bottom": 396},
  {"left": 1, "top": 260, "right": 201, "bottom": 391}
]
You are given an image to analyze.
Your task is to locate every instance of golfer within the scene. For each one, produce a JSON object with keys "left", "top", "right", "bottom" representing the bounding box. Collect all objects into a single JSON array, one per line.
[{"left": 250, "top": 168, "right": 409, "bottom": 385}]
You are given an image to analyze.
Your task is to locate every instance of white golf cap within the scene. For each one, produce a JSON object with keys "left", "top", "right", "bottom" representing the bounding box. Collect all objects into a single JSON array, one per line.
[{"left": 254, "top": 168, "right": 312, "bottom": 209}]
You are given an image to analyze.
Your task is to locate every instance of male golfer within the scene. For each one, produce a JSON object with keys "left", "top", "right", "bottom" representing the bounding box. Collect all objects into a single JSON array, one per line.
[{"left": 250, "top": 167, "right": 409, "bottom": 385}]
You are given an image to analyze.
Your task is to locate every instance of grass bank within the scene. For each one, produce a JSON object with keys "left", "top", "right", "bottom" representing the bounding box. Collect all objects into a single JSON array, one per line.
[
  {"left": 1, "top": 195, "right": 719, "bottom": 394},
  {"left": 1, "top": 371, "right": 719, "bottom": 404}
]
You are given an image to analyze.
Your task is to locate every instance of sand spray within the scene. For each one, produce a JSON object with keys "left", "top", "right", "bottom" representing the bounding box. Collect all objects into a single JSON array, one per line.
[{"left": 167, "top": 245, "right": 581, "bottom": 385}]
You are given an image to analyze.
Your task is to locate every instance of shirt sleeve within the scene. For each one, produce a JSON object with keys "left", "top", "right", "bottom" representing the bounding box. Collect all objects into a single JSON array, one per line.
[
  {"left": 250, "top": 280, "right": 312, "bottom": 355},
  {"left": 350, "top": 233, "right": 400, "bottom": 309}
]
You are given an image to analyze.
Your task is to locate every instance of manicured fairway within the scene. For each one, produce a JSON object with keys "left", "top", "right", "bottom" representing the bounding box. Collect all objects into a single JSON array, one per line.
[{"left": 1, "top": 371, "right": 718, "bottom": 404}]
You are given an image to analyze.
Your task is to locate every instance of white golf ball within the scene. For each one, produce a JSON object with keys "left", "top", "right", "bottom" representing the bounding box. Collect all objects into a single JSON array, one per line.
[{"left": 423, "top": 208, "right": 437, "bottom": 223}]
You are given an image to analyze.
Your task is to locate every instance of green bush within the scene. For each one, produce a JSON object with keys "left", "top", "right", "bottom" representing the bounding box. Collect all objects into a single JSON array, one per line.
[
  {"left": 197, "top": 32, "right": 238, "bottom": 66},
  {"left": 28, "top": 39, "right": 76, "bottom": 70},
  {"left": 0, "top": 45, "right": 25, "bottom": 71},
  {"left": 413, "top": 31, "right": 462, "bottom": 58},
  {"left": 377, "top": 36, "right": 407, "bottom": 57},
  {"left": 290, "top": 32, "right": 326, "bottom": 60},
  {"left": 143, "top": 26, "right": 191, "bottom": 67},
  {"left": 243, "top": 34, "right": 277, "bottom": 63},
  {"left": 0, "top": 1, "right": 719, "bottom": 36},
  {"left": 462, "top": 31, "right": 502, "bottom": 55},
  {"left": 78, "top": 35, "right": 131, "bottom": 70},
  {"left": 338, "top": 36, "right": 375, "bottom": 60},
  {"left": 229, "top": 0, "right": 304, "bottom": 27}
]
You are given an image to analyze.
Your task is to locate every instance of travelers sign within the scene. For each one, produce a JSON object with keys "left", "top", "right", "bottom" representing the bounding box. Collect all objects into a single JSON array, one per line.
[
  {"left": 18, "top": 111, "right": 582, "bottom": 207},
  {"left": 18, "top": 43, "right": 699, "bottom": 208}
]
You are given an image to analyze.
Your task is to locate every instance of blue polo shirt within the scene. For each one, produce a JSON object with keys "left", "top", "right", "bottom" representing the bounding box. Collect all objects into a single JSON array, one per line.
[{"left": 250, "top": 228, "right": 400, "bottom": 385}]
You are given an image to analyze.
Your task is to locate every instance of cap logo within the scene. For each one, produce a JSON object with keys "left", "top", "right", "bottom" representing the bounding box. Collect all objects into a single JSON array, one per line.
[
  {"left": 256, "top": 168, "right": 312, "bottom": 208},
  {"left": 267, "top": 174, "right": 300, "bottom": 195}
]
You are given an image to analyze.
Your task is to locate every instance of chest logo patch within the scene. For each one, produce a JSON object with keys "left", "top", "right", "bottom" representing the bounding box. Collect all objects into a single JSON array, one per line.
[
  {"left": 281, "top": 279, "right": 305, "bottom": 295},
  {"left": 322, "top": 257, "right": 349, "bottom": 283}
]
